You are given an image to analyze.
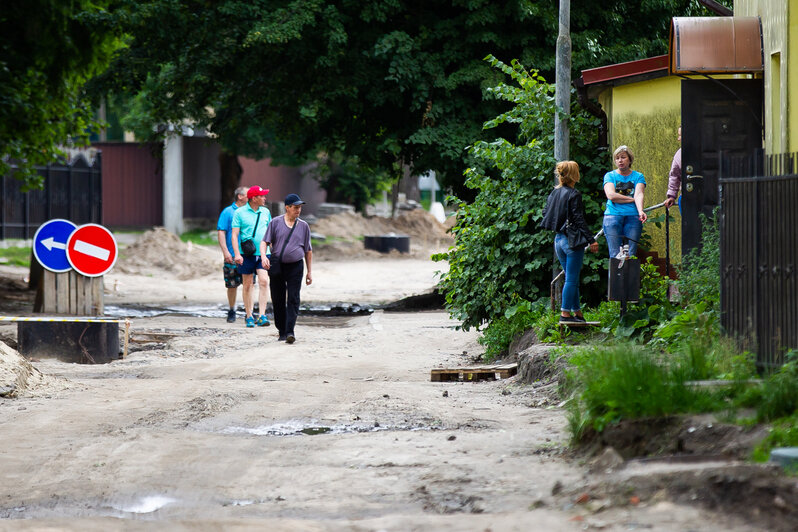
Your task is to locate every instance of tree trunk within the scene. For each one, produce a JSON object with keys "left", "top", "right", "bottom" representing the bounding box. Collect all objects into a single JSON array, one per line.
[
  {"left": 219, "top": 150, "right": 243, "bottom": 211},
  {"left": 399, "top": 162, "right": 420, "bottom": 202}
]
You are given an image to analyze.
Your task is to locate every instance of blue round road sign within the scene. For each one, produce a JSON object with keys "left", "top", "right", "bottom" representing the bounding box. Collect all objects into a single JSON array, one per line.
[{"left": 33, "top": 219, "right": 78, "bottom": 273}]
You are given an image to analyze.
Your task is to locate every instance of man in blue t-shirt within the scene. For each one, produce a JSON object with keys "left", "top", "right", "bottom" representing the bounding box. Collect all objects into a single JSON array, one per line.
[
  {"left": 233, "top": 186, "right": 272, "bottom": 328},
  {"left": 217, "top": 186, "right": 248, "bottom": 323}
]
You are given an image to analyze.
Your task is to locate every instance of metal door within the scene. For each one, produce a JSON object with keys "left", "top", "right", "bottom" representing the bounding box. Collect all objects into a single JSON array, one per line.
[{"left": 681, "top": 79, "right": 763, "bottom": 256}]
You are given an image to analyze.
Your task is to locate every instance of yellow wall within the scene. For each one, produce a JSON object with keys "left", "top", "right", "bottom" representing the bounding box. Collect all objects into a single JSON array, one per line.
[
  {"left": 595, "top": 76, "right": 683, "bottom": 262},
  {"left": 790, "top": 2, "right": 798, "bottom": 152},
  {"left": 736, "top": 0, "right": 794, "bottom": 152}
]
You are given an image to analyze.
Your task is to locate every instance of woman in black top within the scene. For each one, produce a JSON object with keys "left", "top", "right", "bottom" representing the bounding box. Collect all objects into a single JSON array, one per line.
[{"left": 540, "top": 161, "right": 598, "bottom": 322}]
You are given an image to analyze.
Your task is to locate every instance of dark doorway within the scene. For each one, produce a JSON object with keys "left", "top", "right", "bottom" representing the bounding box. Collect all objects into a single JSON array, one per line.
[{"left": 681, "top": 79, "right": 763, "bottom": 256}]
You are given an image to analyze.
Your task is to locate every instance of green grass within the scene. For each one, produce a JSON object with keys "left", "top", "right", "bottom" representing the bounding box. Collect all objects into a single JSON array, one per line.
[
  {"left": 310, "top": 235, "right": 363, "bottom": 247},
  {"left": 180, "top": 229, "right": 217, "bottom": 247},
  {"left": 752, "top": 416, "right": 798, "bottom": 463},
  {"left": 564, "top": 343, "right": 746, "bottom": 440},
  {"left": 0, "top": 246, "right": 32, "bottom": 267}
]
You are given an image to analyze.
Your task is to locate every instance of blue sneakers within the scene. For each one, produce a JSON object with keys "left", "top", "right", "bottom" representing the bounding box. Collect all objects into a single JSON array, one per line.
[
  {"left": 256, "top": 315, "right": 270, "bottom": 327},
  {"left": 245, "top": 316, "right": 255, "bottom": 328}
]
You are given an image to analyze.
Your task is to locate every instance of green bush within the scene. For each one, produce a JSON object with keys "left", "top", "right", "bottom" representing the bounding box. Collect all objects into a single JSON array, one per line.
[
  {"left": 752, "top": 416, "right": 798, "bottom": 464},
  {"left": 676, "top": 210, "right": 720, "bottom": 311},
  {"left": 477, "top": 297, "right": 548, "bottom": 361},
  {"left": 742, "top": 352, "right": 798, "bottom": 463},
  {"left": 600, "top": 258, "right": 678, "bottom": 341},
  {"left": 753, "top": 352, "right": 798, "bottom": 422},
  {"left": 433, "top": 56, "right": 606, "bottom": 331}
]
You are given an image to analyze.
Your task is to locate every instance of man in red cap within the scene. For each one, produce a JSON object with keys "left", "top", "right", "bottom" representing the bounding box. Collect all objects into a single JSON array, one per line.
[{"left": 232, "top": 186, "right": 272, "bottom": 328}]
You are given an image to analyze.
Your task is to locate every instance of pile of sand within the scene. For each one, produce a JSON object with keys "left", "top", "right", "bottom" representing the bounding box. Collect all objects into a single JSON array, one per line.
[
  {"left": 0, "top": 341, "right": 64, "bottom": 398},
  {"left": 113, "top": 210, "right": 453, "bottom": 275},
  {"left": 309, "top": 209, "right": 454, "bottom": 261},
  {"left": 312, "top": 209, "right": 453, "bottom": 243},
  {"left": 116, "top": 227, "right": 218, "bottom": 279}
]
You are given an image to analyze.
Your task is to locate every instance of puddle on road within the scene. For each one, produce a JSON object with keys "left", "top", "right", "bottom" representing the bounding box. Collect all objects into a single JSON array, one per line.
[
  {"left": 104, "top": 303, "right": 374, "bottom": 321},
  {"left": 110, "top": 495, "right": 177, "bottom": 514},
  {"left": 222, "top": 419, "right": 436, "bottom": 437}
]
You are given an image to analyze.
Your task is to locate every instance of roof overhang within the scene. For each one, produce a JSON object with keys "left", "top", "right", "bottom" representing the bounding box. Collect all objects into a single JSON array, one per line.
[
  {"left": 669, "top": 16, "right": 763, "bottom": 75},
  {"left": 581, "top": 55, "right": 669, "bottom": 87}
]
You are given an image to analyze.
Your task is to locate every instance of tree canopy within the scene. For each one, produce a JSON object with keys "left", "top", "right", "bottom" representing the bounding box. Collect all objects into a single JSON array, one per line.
[
  {"left": 0, "top": 1, "right": 120, "bottom": 188},
  {"left": 99, "top": 0, "right": 719, "bottom": 199}
]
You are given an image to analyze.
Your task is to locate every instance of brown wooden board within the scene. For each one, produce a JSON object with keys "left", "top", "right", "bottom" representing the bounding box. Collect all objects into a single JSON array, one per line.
[{"left": 430, "top": 363, "right": 517, "bottom": 382}]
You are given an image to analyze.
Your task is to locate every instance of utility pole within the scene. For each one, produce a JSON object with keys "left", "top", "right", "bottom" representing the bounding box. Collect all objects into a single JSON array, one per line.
[
  {"left": 552, "top": 0, "right": 571, "bottom": 307},
  {"left": 554, "top": 0, "right": 571, "bottom": 165}
]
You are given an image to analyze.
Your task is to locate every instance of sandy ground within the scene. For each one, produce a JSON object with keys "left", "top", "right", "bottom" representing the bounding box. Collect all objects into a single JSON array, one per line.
[{"left": 0, "top": 221, "right": 780, "bottom": 531}]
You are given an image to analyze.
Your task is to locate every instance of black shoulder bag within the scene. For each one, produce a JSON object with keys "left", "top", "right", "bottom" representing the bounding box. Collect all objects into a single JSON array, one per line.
[
  {"left": 268, "top": 220, "right": 297, "bottom": 276},
  {"left": 240, "top": 211, "right": 261, "bottom": 256},
  {"left": 565, "top": 189, "right": 590, "bottom": 251}
]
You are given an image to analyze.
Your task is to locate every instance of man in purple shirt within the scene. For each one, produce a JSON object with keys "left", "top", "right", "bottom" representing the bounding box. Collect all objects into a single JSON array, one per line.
[
  {"left": 665, "top": 127, "right": 682, "bottom": 211},
  {"left": 262, "top": 193, "right": 313, "bottom": 344}
]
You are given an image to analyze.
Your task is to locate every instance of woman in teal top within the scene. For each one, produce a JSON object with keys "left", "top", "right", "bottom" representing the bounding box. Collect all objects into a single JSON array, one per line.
[{"left": 602, "top": 145, "right": 647, "bottom": 258}]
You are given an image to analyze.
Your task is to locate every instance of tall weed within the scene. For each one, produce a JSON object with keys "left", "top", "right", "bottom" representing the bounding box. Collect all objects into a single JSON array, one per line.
[
  {"left": 676, "top": 210, "right": 720, "bottom": 311},
  {"left": 565, "top": 344, "right": 726, "bottom": 438}
]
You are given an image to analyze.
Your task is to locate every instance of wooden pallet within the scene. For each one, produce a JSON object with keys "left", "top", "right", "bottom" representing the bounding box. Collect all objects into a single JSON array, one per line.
[{"left": 430, "top": 363, "right": 517, "bottom": 382}]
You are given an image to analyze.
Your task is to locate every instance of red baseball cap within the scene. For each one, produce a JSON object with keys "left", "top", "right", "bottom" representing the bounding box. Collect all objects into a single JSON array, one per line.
[{"left": 247, "top": 185, "right": 270, "bottom": 198}]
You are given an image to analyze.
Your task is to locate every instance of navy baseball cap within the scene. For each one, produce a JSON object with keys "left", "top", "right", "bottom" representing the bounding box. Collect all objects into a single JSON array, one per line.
[{"left": 284, "top": 193, "right": 306, "bottom": 206}]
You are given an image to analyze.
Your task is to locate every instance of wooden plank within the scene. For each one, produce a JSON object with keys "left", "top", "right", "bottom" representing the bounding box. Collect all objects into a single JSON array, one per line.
[
  {"left": 129, "top": 331, "right": 180, "bottom": 343},
  {"left": 431, "top": 363, "right": 518, "bottom": 382},
  {"left": 75, "top": 274, "right": 86, "bottom": 314},
  {"left": 42, "top": 270, "right": 57, "bottom": 313},
  {"left": 55, "top": 272, "right": 70, "bottom": 314},
  {"left": 69, "top": 271, "right": 79, "bottom": 314},
  {"left": 93, "top": 276, "right": 103, "bottom": 315}
]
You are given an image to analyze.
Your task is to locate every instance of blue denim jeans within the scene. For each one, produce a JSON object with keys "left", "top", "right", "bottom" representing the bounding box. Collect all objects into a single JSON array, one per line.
[
  {"left": 603, "top": 214, "right": 642, "bottom": 258},
  {"left": 554, "top": 232, "right": 585, "bottom": 313}
]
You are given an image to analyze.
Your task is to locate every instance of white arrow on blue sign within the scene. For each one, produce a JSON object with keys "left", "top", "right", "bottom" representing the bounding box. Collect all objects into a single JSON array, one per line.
[{"left": 33, "top": 219, "right": 78, "bottom": 273}]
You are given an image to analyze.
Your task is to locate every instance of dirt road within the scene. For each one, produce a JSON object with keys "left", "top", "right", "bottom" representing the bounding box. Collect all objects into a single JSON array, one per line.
[{"left": 0, "top": 247, "right": 770, "bottom": 530}]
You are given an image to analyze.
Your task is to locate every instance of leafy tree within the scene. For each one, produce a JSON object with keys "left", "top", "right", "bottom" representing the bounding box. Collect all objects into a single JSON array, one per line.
[
  {"left": 0, "top": 1, "right": 121, "bottom": 188},
  {"left": 433, "top": 57, "right": 606, "bottom": 331},
  {"left": 96, "top": 0, "right": 545, "bottom": 205},
  {"left": 96, "top": 0, "right": 715, "bottom": 205},
  {"left": 313, "top": 154, "right": 394, "bottom": 213}
]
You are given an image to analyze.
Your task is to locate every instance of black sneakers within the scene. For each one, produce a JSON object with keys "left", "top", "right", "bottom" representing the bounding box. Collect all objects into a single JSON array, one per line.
[
  {"left": 560, "top": 315, "right": 586, "bottom": 323},
  {"left": 226, "top": 309, "right": 236, "bottom": 323}
]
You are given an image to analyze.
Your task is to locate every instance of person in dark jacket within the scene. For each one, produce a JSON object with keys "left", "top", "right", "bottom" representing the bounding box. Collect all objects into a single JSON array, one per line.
[{"left": 540, "top": 161, "right": 599, "bottom": 322}]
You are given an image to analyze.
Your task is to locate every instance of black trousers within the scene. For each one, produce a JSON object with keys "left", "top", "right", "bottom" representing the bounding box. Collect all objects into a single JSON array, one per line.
[{"left": 268, "top": 260, "right": 304, "bottom": 336}]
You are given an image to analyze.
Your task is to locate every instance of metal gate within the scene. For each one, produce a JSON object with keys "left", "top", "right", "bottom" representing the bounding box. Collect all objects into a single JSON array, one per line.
[
  {"left": 1, "top": 153, "right": 102, "bottom": 240},
  {"left": 720, "top": 151, "right": 798, "bottom": 369}
]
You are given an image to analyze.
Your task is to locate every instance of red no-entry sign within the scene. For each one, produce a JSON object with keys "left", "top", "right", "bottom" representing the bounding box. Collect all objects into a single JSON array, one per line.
[{"left": 66, "top": 224, "right": 118, "bottom": 277}]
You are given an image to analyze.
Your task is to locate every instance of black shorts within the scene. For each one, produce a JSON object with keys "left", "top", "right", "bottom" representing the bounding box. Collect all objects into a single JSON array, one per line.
[{"left": 223, "top": 263, "right": 242, "bottom": 288}]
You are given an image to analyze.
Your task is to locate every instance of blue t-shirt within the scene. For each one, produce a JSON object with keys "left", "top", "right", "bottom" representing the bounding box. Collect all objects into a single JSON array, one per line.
[
  {"left": 603, "top": 170, "right": 646, "bottom": 216},
  {"left": 216, "top": 202, "right": 237, "bottom": 255},
  {"left": 232, "top": 203, "right": 272, "bottom": 256}
]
